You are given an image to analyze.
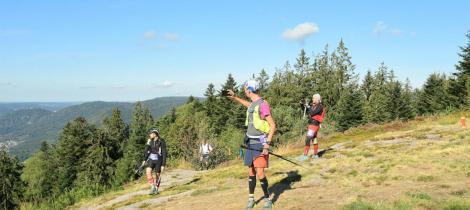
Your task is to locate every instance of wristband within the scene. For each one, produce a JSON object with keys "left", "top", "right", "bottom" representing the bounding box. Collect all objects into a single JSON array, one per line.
[{"left": 260, "top": 135, "right": 268, "bottom": 145}]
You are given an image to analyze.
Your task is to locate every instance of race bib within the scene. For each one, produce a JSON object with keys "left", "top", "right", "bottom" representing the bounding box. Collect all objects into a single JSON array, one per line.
[{"left": 149, "top": 153, "right": 159, "bottom": 160}]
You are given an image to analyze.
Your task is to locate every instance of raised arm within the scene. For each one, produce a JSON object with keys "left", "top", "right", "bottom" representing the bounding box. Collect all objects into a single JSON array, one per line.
[
  {"left": 143, "top": 142, "right": 150, "bottom": 161},
  {"left": 227, "top": 89, "right": 251, "bottom": 108}
]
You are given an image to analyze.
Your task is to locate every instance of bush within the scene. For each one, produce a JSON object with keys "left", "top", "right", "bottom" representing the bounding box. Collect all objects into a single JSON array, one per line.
[{"left": 23, "top": 184, "right": 107, "bottom": 210}]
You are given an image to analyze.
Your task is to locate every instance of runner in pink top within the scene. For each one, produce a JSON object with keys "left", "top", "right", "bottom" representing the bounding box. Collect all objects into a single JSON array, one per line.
[
  {"left": 226, "top": 80, "right": 277, "bottom": 210},
  {"left": 259, "top": 102, "right": 271, "bottom": 120}
]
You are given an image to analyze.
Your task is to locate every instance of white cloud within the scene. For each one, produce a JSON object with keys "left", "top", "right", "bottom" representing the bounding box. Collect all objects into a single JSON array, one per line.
[
  {"left": 144, "top": 31, "right": 156, "bottom": 40},
  {"left": 282, "top": 22, "right": 319, "bottom": 43},
  {"left": 373, "top": 21, "right": 412, "bottom": 37},
  {"left": 162, "top": 33, "right": 179, "bottom": 42},
  {"left": 373, "top": 21, "right": 388, "bottom": 36},
  {"left": 155, "top": 81, "right": 175, "bottom": 88}
]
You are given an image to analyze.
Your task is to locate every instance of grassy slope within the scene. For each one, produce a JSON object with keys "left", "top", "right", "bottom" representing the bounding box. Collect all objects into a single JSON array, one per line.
[{"left": 73, "top": 111, "right": 470, "bottom": 210}]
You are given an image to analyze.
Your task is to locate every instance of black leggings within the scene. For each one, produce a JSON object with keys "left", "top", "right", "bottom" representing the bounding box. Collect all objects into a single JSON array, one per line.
[{"left": 147, "top": 159, "right": 163, "bottom": 173}]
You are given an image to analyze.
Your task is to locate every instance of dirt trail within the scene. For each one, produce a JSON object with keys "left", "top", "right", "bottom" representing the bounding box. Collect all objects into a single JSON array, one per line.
[{"left": 78, "top": 169, "right": 202, "bottom": 210}]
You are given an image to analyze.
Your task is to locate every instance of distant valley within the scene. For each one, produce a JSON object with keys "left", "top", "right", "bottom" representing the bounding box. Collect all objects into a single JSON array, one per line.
[{"left": 0, "top": 97, "right": 189, "bottom": 160}]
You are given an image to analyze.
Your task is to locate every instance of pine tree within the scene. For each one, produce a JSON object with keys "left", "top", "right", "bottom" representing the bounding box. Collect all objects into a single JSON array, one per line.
[
  {"left": 77, "top": 129, "right": 115, "bottom": 187},
  {"left": 115, "top": 102, "right": 151, "bottom": 184},
  {"left": 336, "top": 85, "right": 364, "bottom": 131},
  {"left": 334, "top": 39, "right": 356, "bottom": 90},
  {"left": 362, "top": 70, "right": 374, "bottom": 101},
  {"left": 311, "top": 45, "right": 341, "bottom": 113},
  {"left": 364, "top": 89, "right": 391, "bottom": 123},
  {"left": 266, "top": 61, "right": 303, "bottom": 108},
  {"left": 192, "top": 97, "right": 203, "bottom": 112},
  {"left": 397, "top": 79, "right": 416, "bottom": 120},
  {"left": 102, "top": 108, "right": 128, "bottom": 162},
  {"left": 294, "top": 49, "right": 310, "bottom": 74},
  {"left": 0, "top": 146, "right": 24, "bottom": 210},
  {"left": 54, "top": 117, "right": 95, "bottom": 191},
  {"left": 256, "top": 69, "right": 270, "bottom": 94},
  {"left": 156, "top": 107, "right": 177, "bottom": 132},
  {"left": 187, "top": 95, "right": 196, "bottom": 104},
  {"left": 363, "top": 63, "right": 392, "bottom": 123},
  {"left": 374, "top": 62, "right": 388, "bottom": 89},
  {"left": 456, "top": 31, "right": 470, "bottom": 76},
  {"left": 412, "top": 88, "right": 421, "bottom": 114},
  {"left": 311, "top": 45, "right": 330, "bottom": 99},
  {"left": 175, "top": 103, "right": 201, "bottom": 160},
  {"left": 417, "top": 73, "right": 451, "bottom": 115},
  {"left": 294, "top": 49, "right": 310, "bottom": 97},
  {"left": 204, "top": 83, "right": 218, "bottom": 131},
  {"left": 142, "top": 107, "right": 154, "bottom": 130},
  {"left": 388, "top": 80, "right": 402, "bottom": 121},
  {"left": 21, "top": 142, "right": 55, "bottom": 202},
  {"left": 331, "top": 39, "right": 357, "bottom": 120},
  {"left": 213, "top": 74, "right": 242, "bottom": 134},
  {"left": 449, "top": 31, "right": 470, "bottom": 108},
  {"left": 204, "top": 83, "right": 216, "bottom": 109}
]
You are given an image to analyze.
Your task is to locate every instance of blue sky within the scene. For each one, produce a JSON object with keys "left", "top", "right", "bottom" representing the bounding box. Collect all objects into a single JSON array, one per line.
[{"left": 1, "top": 0, "right": 469, "bottom": 102}]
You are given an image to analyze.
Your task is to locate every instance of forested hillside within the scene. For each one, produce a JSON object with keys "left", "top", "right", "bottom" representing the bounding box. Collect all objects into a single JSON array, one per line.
[{"left": 0, "top": 97, "right": 188, "bottom": 159}]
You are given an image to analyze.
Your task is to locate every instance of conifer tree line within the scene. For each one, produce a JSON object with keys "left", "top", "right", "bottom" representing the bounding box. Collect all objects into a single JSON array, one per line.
[{"left": 2, "top": 32, "right": 470, "bottom": 209}]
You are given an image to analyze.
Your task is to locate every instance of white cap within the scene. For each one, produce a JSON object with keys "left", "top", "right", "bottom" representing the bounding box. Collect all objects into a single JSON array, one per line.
[{"left": 244, "top": 80, "right": 259, "bottom": 92}]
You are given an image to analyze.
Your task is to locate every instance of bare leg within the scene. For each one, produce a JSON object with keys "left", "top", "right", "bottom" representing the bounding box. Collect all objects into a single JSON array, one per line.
[{"left": 146, "top": 167, "right": 154, "bottom": 187}]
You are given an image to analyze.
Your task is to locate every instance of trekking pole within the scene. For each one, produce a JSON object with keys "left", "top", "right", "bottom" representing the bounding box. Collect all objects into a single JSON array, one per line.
[
  {"left": 155, "top": 174, "right": 162, "bottom": 190},
  {"left": 303, "top": 98, "right": 308, "bottom": 119},
  {"left": 299, "top": 98, "right": 309, "bottom": 143},
  {"left": 240, "top": 145, "right": 306, "bottom": 168},
  {"left": 134, "top": 159, "right": 148, "bottom": 175}
]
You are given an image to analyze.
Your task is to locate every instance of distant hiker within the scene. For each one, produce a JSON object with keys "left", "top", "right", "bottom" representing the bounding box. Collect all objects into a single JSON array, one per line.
[
  {"left": 199, "top": 140, "right": 213, "bottom": 170},
  {"left": 460, "top": 116, "right": 467, "bottom": 129},
  {"left": 300, "top": 93, "right": 326, "bottom": 160},
  {"left": 227, "top": 80, "right": 277, "bottom": 210},
  {"left": 143, "top": 128, "right": 167, "bottom": 195}
]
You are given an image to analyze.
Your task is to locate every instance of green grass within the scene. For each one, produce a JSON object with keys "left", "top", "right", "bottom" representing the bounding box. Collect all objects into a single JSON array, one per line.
[
  {"left": 371, "top": 175, "right": 388, "bottom": 185},
  {"left": 417, "top": 175, "right": 435, "bottom": 182},
  {"left": 190, "top": 186, "right": 231, "bottom": 196},
  {"left": 450, "top": 190, "right": 466, "bottom": 197},
  {"left": 440, "top": 199, "right": 470, "bottom": 210},
  {"left": 342, "top": 199, "right": 378, "bottom": 210},
  {"left": 348, "top": 169, "right": 358, "bottom": 177},
  {"left": 342, "top": 199, "right": 413, "bottom": 210},
  {"left": 357, "top": 151, "right": 374, "bottom": 158},
  {"left": 342, "top": 198, "right": 470, "bottom": 210},
  {"left": 407, "top": 191, "right": 432, "bottom": 200}
]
